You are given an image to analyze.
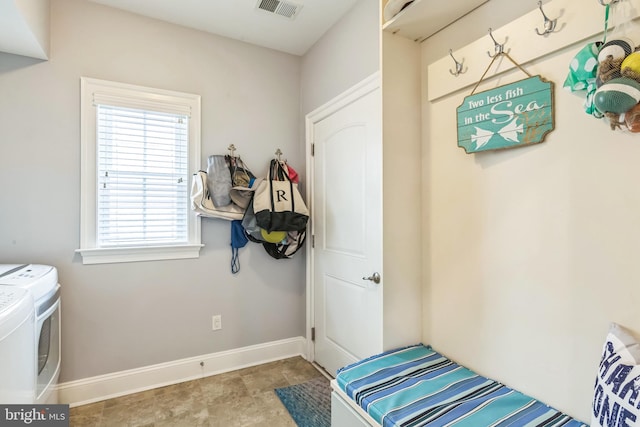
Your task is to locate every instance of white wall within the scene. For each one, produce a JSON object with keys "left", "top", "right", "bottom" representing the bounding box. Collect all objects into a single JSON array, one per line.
[
  {"left": 382, "top": 31, "right": 423, "bottom": 349},
  {"left": 421, "top": 0, "right": 640, "bottom": 422},
  {"left": 300, "top": 0, "right": 380, "bottom": 116},
  {"left": 0, "top": 0, "right": 305, "bottom": 383}
]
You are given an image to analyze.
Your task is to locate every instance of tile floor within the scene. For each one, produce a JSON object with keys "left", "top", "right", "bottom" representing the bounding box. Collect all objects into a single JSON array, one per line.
[{"left": 69, "top": 357, "right": 328, "bottom": 427}]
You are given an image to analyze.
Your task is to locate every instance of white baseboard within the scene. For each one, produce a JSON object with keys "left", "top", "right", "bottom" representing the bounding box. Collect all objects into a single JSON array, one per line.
[{"left": 58, "top": 336, "right": 307, "bottom": 407}]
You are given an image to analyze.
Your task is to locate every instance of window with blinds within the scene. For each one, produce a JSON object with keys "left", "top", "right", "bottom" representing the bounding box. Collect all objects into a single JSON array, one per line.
[
  {"left": 78, "top": 77, "right": 202, "bottom": 264},
  {"left": 97, "top": 106, "right": 189, "bottom": 247}
]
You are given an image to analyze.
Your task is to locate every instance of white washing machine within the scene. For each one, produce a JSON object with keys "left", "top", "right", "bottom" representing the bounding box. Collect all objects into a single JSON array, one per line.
[
  {"left": 0, "top": 264, "right": 61, "bottom": 404},
  {"left": 0, "top": 285, "right": 36, "bottom": 403}
]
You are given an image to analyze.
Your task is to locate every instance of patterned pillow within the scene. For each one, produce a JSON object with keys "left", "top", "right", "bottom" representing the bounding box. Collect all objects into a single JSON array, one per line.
[{"left": 592, "top": 323, "right": 640, "bottom": 427}]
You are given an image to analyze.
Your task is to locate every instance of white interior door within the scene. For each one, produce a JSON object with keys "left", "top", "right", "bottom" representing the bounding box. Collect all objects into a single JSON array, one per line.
[{"left": 309, "top": 76, "right": 382, "bottom": 376}]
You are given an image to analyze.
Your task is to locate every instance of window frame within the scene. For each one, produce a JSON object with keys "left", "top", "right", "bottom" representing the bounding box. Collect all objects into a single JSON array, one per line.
[{"left": 77, "top": 77, "right": 202, "bottom": 265}]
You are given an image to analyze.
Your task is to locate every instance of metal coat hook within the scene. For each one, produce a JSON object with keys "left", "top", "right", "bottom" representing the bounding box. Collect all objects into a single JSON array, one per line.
[
  {"left": 275, "top": 148, "right": 283, "bottom": 161},
  {"left": 228, "top": 144, "right": 237, "bottom": 157},
  {"left": 448, "top": 49, "right": 465, "bottom": 76},
  {"left": 535, "top": 1, "right": 557, "bottom": 36},
  {"left": 487, "top": 28, "right": 505, "bottom": 58},
  {"left": 598, "top": 0, "right": 620, "bottom": 5}
]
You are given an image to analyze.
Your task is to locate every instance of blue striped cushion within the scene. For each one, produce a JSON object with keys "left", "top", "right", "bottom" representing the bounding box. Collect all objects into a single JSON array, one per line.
[{"left": 336, "top": 345, "right": 587, "bottom": 427}]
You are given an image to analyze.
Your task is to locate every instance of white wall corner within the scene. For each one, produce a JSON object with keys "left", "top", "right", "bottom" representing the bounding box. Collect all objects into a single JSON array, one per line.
[
  {"left": 58, "top": 337, "right": 307, "bottom": 407},
  {"left": 0, "top": 0, "right": 50, "bottom": 59}
]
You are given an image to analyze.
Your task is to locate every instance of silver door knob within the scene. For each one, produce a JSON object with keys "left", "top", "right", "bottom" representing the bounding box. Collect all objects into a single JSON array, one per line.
[{"left": 362, "top": 272, "right": 381, "bottom": 284}]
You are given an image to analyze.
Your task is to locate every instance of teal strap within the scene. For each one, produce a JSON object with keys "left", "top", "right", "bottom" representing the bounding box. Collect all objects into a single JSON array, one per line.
[{"left": 603, "top": 4, "right": 610, "bottom": 45}]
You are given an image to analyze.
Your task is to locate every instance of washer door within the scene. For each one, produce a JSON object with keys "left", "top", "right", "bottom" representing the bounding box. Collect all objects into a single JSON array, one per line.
[{"left": 36, "top": 295, "right": 60, "bottom": 403}]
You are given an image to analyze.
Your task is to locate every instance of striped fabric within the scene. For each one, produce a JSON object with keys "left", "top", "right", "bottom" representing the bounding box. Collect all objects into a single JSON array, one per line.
[{"left": 336, "top": 345, "right": 587, "bottom": 427}]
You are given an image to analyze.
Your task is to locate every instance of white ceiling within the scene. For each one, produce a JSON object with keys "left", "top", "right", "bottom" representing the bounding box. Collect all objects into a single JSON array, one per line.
[{"left": 88, "top": 0, "right": 359, "bottom": 56}]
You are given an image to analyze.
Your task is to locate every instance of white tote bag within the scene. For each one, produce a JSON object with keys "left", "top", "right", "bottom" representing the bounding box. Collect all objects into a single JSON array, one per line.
[
  {"left": 253, "top": 160, "right": 309, "bottom": 232},
  {"left": 190, "top": 171, "right": 245, "bottom": 221}
]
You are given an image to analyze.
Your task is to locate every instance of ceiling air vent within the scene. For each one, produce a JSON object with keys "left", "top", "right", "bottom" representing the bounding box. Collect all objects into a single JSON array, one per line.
[{"left": 256, "top": 0, "right": 303, "bottom": 19}]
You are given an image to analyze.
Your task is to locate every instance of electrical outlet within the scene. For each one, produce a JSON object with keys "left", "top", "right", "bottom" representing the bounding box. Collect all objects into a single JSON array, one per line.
[{"left": 212, "top": 315, "right": 222, "bottom": 331}]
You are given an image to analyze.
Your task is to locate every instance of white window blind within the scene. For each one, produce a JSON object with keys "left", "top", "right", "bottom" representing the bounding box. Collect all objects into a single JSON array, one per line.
[
  {"left": 78, "top": 77, "right": 201, "bottom": 264},
  {"left": 96, "top": 105, "right": 189, "bottom": 247}
]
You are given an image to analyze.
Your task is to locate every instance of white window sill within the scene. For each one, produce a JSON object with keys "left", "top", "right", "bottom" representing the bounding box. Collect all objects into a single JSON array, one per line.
[{"left": 75, "top": 244, "right": 204, "bottom": 265}]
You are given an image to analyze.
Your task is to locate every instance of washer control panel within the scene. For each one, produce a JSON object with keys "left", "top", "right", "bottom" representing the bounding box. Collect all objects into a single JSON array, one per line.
[
  {"left": 0, "top": 287, "right": 21, "bottom": 310},
  {"left": 0, "top": 264, "right": 58, "bottom": 303}
]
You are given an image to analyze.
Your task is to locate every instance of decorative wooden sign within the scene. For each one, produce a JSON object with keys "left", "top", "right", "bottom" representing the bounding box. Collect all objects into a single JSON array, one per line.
[{"left": 457, "top": 76, "right": 554, "bottom": 153}]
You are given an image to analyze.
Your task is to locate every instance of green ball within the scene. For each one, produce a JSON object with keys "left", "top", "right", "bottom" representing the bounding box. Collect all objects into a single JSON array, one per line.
[
  {"left": 261, "top": 229, "right": 287, "bottom": 243},
  {"left": 594, "top": 77, "right": 640, "bottom": 114}
]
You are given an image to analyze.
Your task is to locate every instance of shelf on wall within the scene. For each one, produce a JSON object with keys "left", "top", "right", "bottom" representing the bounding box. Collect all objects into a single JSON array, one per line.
[
  {"left": 426, "top": 0, "right": 608, "bottom": 101},
  {"left": 382, "top": 0, "right": 489, "bottom": 42}
]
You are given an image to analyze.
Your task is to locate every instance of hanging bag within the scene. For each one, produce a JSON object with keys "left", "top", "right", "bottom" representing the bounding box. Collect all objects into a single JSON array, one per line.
[
  {"left": 241, "top": 197, "right": 268, "bottom": 243},
  {"left": 253, "top": 159, "right": 309, "bottom": 232},
  {"left": 190, "top": 171, "right": 245, "bottom": 220},
  {"left": 242, "top": 190, "right": 307, "bottom": 259},
  {"left": 262, "top": 230, "right": 307, "bottom": 259},
  {"left": 227, "top": 156, "right": 259, "bottom": 209},
  {"left": 206, "top": 155, "right": 233, "bottom": 207},
  {"left": 230, "top": 220, "right": 248, "bottom": 274}
]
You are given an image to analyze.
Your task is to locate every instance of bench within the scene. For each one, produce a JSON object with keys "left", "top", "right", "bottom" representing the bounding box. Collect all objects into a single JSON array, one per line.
[{"left": 331, "top": 344, "right": 587, "bottom": 427}]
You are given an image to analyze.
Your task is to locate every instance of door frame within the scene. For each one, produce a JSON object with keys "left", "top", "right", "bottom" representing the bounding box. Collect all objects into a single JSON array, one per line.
[{"left": 304, "top": 71, "right": 381, "bottom": 363}]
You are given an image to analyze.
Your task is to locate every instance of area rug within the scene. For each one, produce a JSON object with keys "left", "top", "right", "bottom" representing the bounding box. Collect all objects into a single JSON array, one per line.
[{"left": 275, "top": 377, "right": 331, "bottom": 427}]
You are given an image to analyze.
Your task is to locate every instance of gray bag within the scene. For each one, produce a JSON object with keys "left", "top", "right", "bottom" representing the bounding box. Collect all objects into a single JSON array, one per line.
[
  {"left": 241, "top": 198, "right": 266, "bottom": 242},
  {"left": 206, "top": 155, "right": 232, "bottom": 207}
]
